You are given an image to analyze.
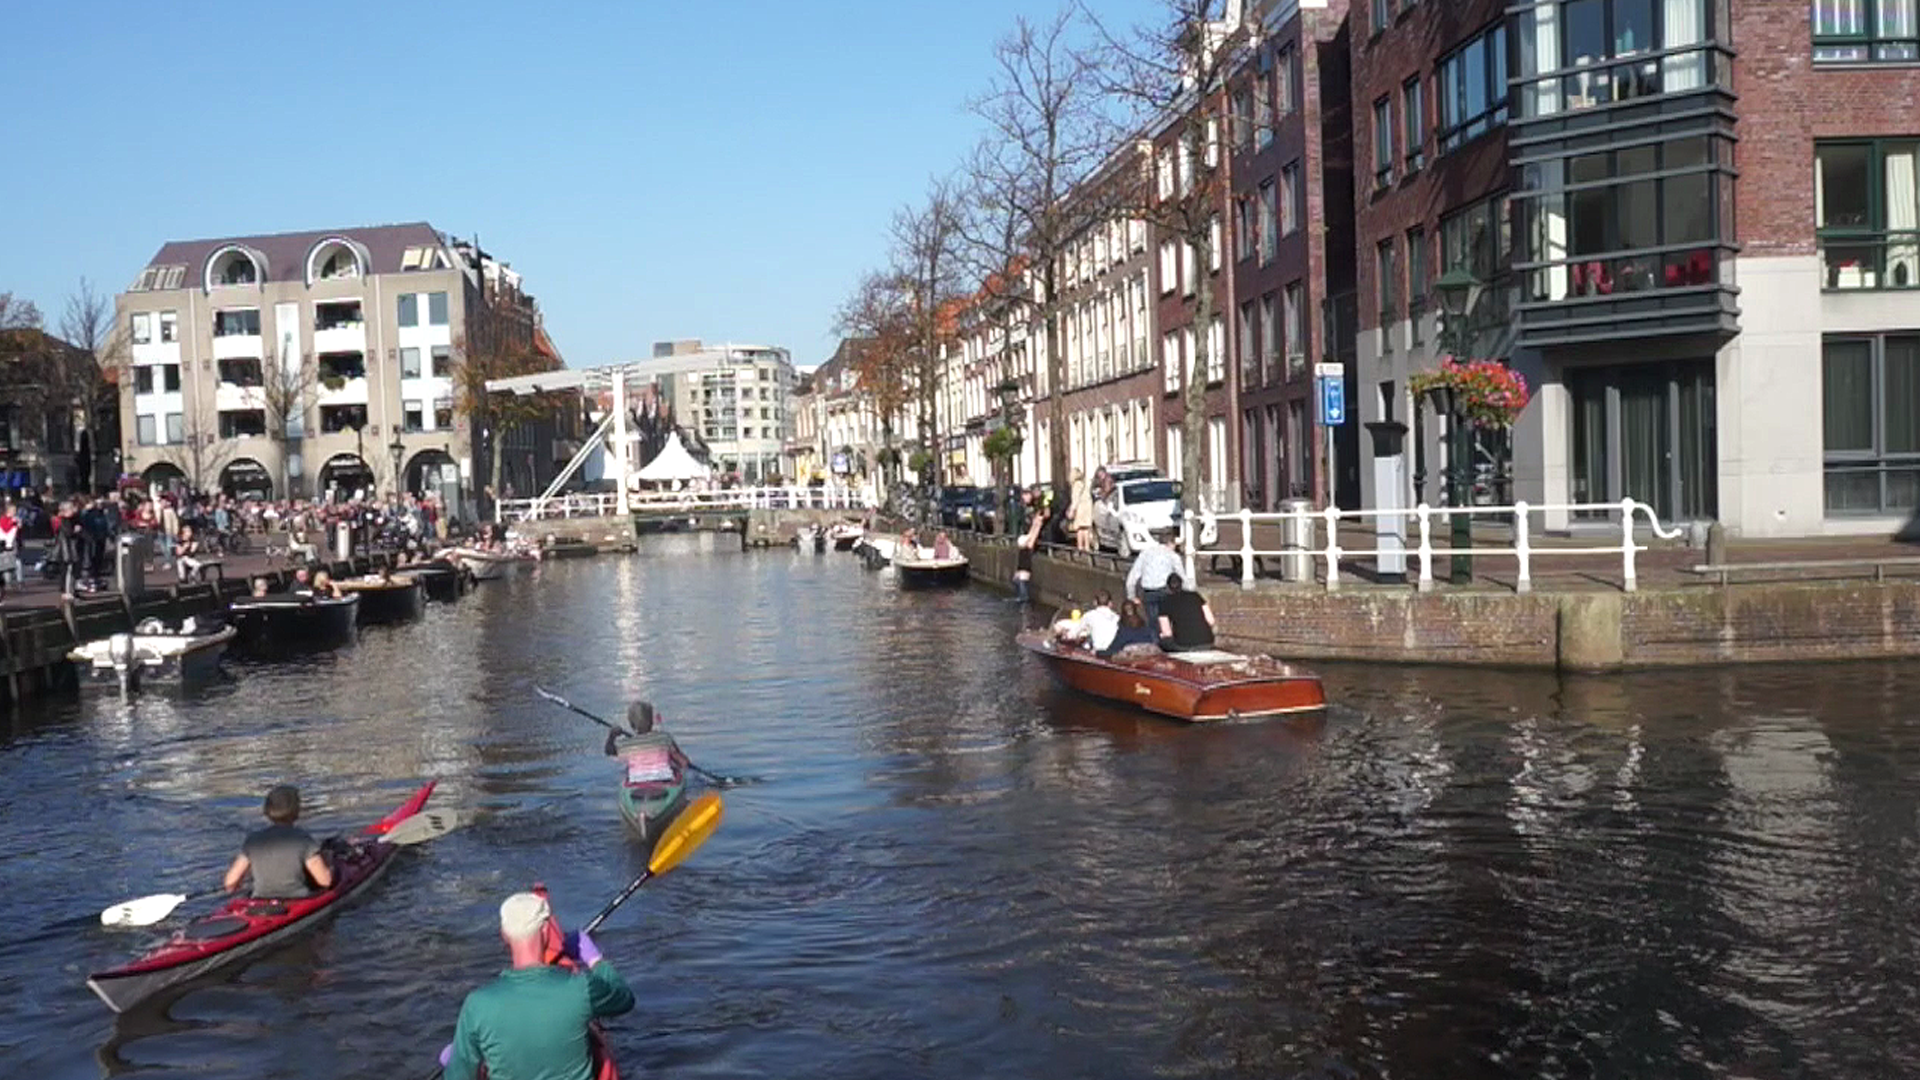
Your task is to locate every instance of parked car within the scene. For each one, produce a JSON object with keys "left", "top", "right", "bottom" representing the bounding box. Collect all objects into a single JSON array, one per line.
[
  {"left": 938, "top": 485, "right": 987, "bottom": 529},
  {"left": 1092, "top": 477, "right": 1185, "bottom": 557},
  {"left": 1098, "top": 461, "right": 1160, "bottom": 488}
]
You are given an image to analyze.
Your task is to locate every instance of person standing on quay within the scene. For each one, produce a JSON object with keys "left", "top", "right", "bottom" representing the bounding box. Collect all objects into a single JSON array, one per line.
[
  {"left": 1124, "top": 526, "right": 1181, "bottom": 627},
  {"left": 1069, "top": 470, "right": 1094, "bottom": 552}
]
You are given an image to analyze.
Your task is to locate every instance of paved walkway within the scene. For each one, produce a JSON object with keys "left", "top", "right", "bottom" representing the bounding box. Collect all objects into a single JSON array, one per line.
[{"left": 0, "top": 545, "right": 292, "bottom": 613}]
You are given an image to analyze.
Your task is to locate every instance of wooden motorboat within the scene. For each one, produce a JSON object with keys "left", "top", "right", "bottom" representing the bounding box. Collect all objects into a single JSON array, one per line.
[
  {"left": 852, "top": 534, "right": 896, "bottom": 569},
  {"left": 827, "top": 522, "right": 865, "bottom": 551},
  {"left": 542, "top": 536, "right": 600, "bottom": 559},
  {"left": 446, "top": 546, "right": 533, "bottom": 581},
  {"left": 1016, "top": 629, "right": 1325, "bottom": 722},
  {"left": 895, "top": 551, "right": 969, "bottom": 588},
  {"left": 336, "top": 575, "right": 426, "bottom": 624},
  {"left": 399, "top": 559, "right": 467, "bottom": 602},
  {"left": 68, "top": 617, "right": 236, "bottom": 693},
  {"left": 228, "top": 593, "right": 360, "bottom": 654}
]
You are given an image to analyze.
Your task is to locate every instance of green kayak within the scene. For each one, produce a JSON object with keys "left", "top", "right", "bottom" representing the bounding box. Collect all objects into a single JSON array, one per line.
[{"left": 613, "top": 730, "right": 689, "bottom": 849}]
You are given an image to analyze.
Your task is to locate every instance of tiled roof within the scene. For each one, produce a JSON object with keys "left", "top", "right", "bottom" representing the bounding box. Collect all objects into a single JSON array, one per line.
[{"left": 138, "top": 222, "right": 446, "bottom": 285}]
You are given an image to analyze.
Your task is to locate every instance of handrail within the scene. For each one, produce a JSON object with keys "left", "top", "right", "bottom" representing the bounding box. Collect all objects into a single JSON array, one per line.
[
  {"left": 1178, "top": 498, "right": 1686, "bottom": 594},
  {"left": 1690, "top": 556, "right": 1920, "bottom": 586},
  {"left": 497, "top": 485, "right": 869, "bottom": 522}
]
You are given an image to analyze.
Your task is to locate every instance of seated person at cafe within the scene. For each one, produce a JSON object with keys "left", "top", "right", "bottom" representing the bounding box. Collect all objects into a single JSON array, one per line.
[{"left": 1154, "top": 574, "right": 1216, "bottom": 653}]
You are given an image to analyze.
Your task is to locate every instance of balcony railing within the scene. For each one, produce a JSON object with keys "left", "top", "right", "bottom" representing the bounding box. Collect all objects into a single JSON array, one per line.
[
  {"left": 1522, "top": 245, "right": 1722, "bottom": 302},
  {"left": 1820, "top": 232, "right": 1920, "bottom": 291}
]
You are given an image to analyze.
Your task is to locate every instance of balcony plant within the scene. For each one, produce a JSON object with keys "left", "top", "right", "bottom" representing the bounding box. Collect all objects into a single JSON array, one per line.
[{"left": 1408, "top": 357, "right": 1531, "bottom": 428}]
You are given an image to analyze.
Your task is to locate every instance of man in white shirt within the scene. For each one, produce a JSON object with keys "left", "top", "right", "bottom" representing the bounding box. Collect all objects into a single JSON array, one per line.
[
  {"left": 1080, "top": 590, "right": 1121, "bottom": 653},
  {"left": 1124, "top": 527, "right": 1182, "bottom": 625}
]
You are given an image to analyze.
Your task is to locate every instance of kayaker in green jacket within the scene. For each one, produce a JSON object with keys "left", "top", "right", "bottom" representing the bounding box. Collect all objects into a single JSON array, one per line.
[
  {"left": 605, "top": 702, "right": 689, "bottom": 785},
  {"left": 441, "top": 890, "right": 635, "bottom": 1080}
]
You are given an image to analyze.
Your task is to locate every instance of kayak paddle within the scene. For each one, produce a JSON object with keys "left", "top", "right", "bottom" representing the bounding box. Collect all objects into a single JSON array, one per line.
[
  {"left": 532, "top": 685, "right": 764, "bottom": 787},
  {"left": 100, "top": 809, "right": 461, "bottom": 927},
  {"left": 583, "top": 789, "right": 724, "bottom": 934}
]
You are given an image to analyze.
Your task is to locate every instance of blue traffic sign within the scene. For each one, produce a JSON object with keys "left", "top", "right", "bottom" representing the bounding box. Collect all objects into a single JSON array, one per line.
[{"left": 1317, "top": 374, "right": 1347, "bottom": 426}]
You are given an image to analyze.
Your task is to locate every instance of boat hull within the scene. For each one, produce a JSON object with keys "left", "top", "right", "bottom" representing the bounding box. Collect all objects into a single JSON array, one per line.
[
  {"left": 70, "top": 626, "right": 236, "bottom": 692},
  {"left": 896, "top": 559, "right": 969, "bottom": 589},
  {"left": 228, "top": 594, "right": 360, "bottom": 655},
  {"left": 1017, "top": 630, "right": 1325, "bottom": 722},
  {"left": 617, "top": 776, "right": 688, "bottom": 852},
  {"left": 86, "top": 781, "right": 436, "bottom": 1013},
  {"left": 339, "top": 578, "right": 426, "bottom": 624},
  {"left": 407, "top": 563, "right": 467, "bottom": 603}
]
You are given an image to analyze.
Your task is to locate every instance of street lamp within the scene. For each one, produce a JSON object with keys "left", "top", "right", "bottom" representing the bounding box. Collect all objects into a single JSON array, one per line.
[
  {"left": 1431, "top": 267, "right": 1483, "bottom": 585},
  {"left": 388, "top": 433, "right": 407, "bottom": 497},
  {"left": 995, "top": 376, "right": 1021, "bottom": 534}
]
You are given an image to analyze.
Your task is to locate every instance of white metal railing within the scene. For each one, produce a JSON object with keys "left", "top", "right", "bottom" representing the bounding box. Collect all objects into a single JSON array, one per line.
[
  {"left": 1180, "top": 498, "right": 1685, "bottom": 593},
  {"left": 499, "top": 485, "right": 868, "bottom": 522}
]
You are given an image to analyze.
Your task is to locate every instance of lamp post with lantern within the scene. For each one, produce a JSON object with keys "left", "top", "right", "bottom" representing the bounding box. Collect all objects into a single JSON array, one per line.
[
  {"left": 1428, "top": 267, "right": 1483, "bottom": 585},
  {"left": 388, "top": 433, "right": 407, "bottom": 498}
]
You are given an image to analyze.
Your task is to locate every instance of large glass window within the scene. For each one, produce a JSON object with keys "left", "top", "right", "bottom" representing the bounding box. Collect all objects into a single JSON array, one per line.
[
  {"left": 1520, "top": 139, "right": 1723, "bottom": 301},
  {"left": 1818, "top": 140, "right": 1920, "bottom": 290},
  {"left": 1824, "top": 334, "right": 1920, "bottom": 513},
  {"left": 1437, "top": 22, "right": 1507, "bottom": 152},
  {"left": 1815, "top": 0, "right": 1920, "bottom": 62},
  {"left": 1513, "top": 0, "right": 1711, "bottom": 118},
  {"left": 1377, "top": 239, "right": 1399, "bottom": 329},
  {"left": 1373, "top": 97, "right": 1394, "bottom": 189},
  {"left": 1404, "top": 76, "right": 1425, "bottom": 172},
  {"left": 397, "top": 293, "right": 418, "bottom": 327},
  {"left": 427, "top": 292, "right": 449, "bottom": 326},
  {"left": 1441, "top": 194, "right": 1513, "bottom": 333}
]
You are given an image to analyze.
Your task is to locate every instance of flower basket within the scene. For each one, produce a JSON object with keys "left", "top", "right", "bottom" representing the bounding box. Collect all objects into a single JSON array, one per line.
[{"left": 1409, "top": 357, "right": 1531, "bottom": 428}]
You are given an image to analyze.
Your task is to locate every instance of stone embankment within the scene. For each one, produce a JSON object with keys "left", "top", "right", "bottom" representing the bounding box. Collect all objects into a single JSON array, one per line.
[{"left": 952, "top": 533, "right": 1920, "bottom": 672}]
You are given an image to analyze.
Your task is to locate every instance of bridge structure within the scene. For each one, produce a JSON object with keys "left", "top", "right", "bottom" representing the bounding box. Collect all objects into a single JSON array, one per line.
[{"left": 496, "top": 485, "right": 870, "bottom": 546}]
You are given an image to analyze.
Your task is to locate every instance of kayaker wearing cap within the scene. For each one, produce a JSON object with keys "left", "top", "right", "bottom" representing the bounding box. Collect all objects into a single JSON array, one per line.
[
  {"left": 440, "top": 891, "right": 635, "bottom": 1080},
  {"left": 222, "top": 785, "right": 335, "bottom": 899},
  {"left": 605, "top": 702, "right": 689, "bottom": 786}
]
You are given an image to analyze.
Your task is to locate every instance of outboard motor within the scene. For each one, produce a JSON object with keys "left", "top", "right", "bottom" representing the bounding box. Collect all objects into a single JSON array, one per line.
[{"left": 107, "top": 632, "right": 138, "bottom": 696}]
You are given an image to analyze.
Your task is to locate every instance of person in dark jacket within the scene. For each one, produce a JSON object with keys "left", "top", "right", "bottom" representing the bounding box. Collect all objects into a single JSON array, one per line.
[{"left": 1154, "top": 574, "right": 1217, "bottom": 653}]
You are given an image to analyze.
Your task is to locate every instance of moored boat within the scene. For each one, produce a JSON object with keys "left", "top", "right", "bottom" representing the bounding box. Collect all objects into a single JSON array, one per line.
[
  {"left": 68, "top": 618, "right": 236, "bottom": 693},
  {"left": 86, "top": 781, "right": 437, "bottom": 1013},
  {"left": 449, "top": 546, "right": 537, "bottom": 581},
  {"left": 852, "top": 534, "right": 896, "bottom": 569},
  {"left": 895, "top": 552, "right": 970, "bottom": 589},
  {"left": 228, "top": 593, "right": 360, "bottom": 654},
  {"left": 1017, "top": 629, "right": 1325, "bottom": 722},
  {"left": 336, "top": 575, "right": 426, "bottom": 624},
  {"left": 402, "top": 559, "right": 467, "bottom": 603},
  {"left": 826, "top": 522, "right": 865, "bottom": 551}
]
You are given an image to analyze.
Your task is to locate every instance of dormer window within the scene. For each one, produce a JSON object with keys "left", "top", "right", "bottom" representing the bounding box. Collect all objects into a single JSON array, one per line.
[
  {"left": 306, "top": 238, "right": 368, "bottom": 284},
  {"left": 220, "top": 260, "right": 257, "bottom": 286},
  {"left": 206, "top": 247, "right": 266, "bottom": 291}
]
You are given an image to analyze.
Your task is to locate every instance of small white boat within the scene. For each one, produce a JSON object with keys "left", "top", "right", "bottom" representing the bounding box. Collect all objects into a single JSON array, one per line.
[
  {"left": 895, "top": 551, "right": 970, "bottom": 588},
  {"left": 826, "top": 522, "right": 866, "bottom": 551},
  {"left": 69, "top": 617, "right": 236, "bottom": 693},
  {"left": 852, "top": 534, "right": 897, "bottom": 568},
  {"left": 447, "top": 546, "right": 537, "bottom": 581}
]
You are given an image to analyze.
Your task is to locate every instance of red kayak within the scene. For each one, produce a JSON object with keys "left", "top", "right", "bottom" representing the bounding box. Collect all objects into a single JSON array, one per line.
[{"left": 87, "top": 781, "right": 437, "bottom": 1013}]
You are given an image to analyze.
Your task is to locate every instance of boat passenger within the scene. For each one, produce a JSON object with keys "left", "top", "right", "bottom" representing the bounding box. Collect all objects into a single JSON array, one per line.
[
  {"left": 308, "top": 570, "right": 345, "bottom": 599},
  {"left": 932, "top": 531, "right": 955, "bottom": 561},
  {"left": 249, "top": 576, "right": 271, "bottom": 598},
  {"left": 222, "top": 785, "right": 335, "bottom": 900},
  {"left": 1154, "top": 574, "right": 1217, "bottom": 653},
  {"left": 1124, "top": 527, "right": 1181, "bottom": 626},
  {"left": 605, "top": 702, "right": 690, "bottom": 785},
  {"left": 1081, "top": 590, "right": 1121, "bottom": 653},
  {"left": 439, "top": 891, "right": 635, "bottom": 1080},
  {"left": 1099, "top": 599, "right": 1160, "bottom": 658}
]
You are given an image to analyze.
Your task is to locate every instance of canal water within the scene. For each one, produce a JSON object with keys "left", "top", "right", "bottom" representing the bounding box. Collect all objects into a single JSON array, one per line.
[{"left": 3, "top": 534, "right": 1919, "bottom": 1078}]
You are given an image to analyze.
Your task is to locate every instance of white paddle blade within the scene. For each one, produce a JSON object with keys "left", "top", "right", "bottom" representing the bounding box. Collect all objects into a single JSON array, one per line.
[
  {"left": 101, "top": 892, "right": 189, "bottom": 928},
  {"left": 382, "top": 810, "right": 460, "bottom": 845}
]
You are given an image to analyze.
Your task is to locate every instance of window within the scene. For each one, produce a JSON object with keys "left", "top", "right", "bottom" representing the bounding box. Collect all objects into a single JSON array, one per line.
[
  {"left": 1276, "top": 45, "right": 1297, "bottom": 117},
  {"left": 1281, "top": 162, "right": 1301, "bottom": 235},
  {"left": 1235, "top": 196, "right": 1256, "bottom": 261},
  {"left": 214, "top": 309, "right": 260, "bottom": 336},
  {"left": 1239, "top": 300, "right": 1260, "bottom": 382},
  {"left": 1514, "top": 0, "right": 1710, "bottom": 117},
  {"left": 1283, "top": 282, "right": 1305, "bottom": 373},
  {"left": 435, "top": 399, "right": 455, "bottom": 429},
  {"left": 1159, "top": 240, "right": 1179, "bottom": 293},
  {"left": 165, "top": 413, "right": 184, "bottom": 444},
  {"left": 1819, "top": 140, "right": 1920, "bottom": 290},
  {"left": 398, "top": 293, "right": 418, "bottom": 327},
  {"left": 1254, "top": 70, "right": 1273, "bottom": 149},
  {"left": 401, "top": 347, "right": 422, "bottom": 379},
  {"left": 318, "top": 353, "right": 366, "bottom": 382},
  {"left": 1442, "top": 195, "right": 1514, "bottom": 332},
  {"left": 159, "top": 311, "right": 177, "bottom": 343},
  {"left": 219, "top": 409, "right": 266, "bottom": 439},
  {"left": 1260, "top": 292, "right": 1279, "bottom": 382},
  {"left": 319, "top": 404, "right": 369, "bottom": 434},
  {"left": 1437, "top": 22, "right": 1508, "bottom": 151},
  {"left": 1373, "top": 97, "right": 1395, "bottom": 189},
  {"left": 162, "top": 364, "right": 181, "bottom": 392},
  {"left": 1408, "top": 226, "right": 1429, "bottom": 343},
  {"left": 218, "top": 358, "right": 263, "bottom": 386},
  {"left": 1817, "top": 0, "right": 1920, "bottom": 62},
  {"left": 1373, "top": 0, "right": 1392, "bottom": 34},
  {"left": 1404, "top": 76, "right": 1426, "bottom": 171},
  {"left": 137, "top": 415, "right": 156, "bottom": 445},
  {"left": 1163, "top": 330, "right": 1182, "bottom": 393},
  {"left": 134, "top": 366, "right": 154, "bottom": 395},
  {"left": 1182, "top": 241, "right": 1197, "bottom": 296},
  {"left": 315, "top": 300, "right": 363, "bottom": 331},
  {"left": 404, "top": 401, "right": 426, "bottom": 433},
  {"left": 432, "top": 346, "right": 452, "bottom": 376},
  {"left": 1824, "top": 334, "right": 1920, "bottom": 513},
  {"left": 1209, "top": 216, "right": 1223, "bottom": 271},
  {"left": 1207, "top": 316, "right": 1225, "bottom": 383},
  {"left": 1258, "top": 180, "right": 1278, "bottom": 264},
  {"left": 130, "top": 313, "right": 152, "bottom": 344},
  {"left": 428, "top": 292, "right": 449, "bottom": 326},
  {"left": 1377, "top": 238, "right": 1399, "bottom": 330},
  {"left": 1521, "top": 141, "right": 1721, "bottom": 300}
]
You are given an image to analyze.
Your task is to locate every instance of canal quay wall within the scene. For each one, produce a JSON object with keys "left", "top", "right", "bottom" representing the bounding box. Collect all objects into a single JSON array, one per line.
[
  {"left": 0, "top": 554, "right": 397, "bottom": 703},
  {"left": 950, "top": 534, "right": 1920, "bottom": 673}
]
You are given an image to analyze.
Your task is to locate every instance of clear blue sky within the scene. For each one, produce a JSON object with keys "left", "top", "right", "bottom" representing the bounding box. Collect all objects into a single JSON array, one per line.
[{"left": 1, "top": 0, "right": 1161, "bottom": 368}]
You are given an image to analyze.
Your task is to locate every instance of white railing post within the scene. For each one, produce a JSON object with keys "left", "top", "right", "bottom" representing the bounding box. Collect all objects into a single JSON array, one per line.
[
  {"left": 1620, "top": 497, "right": 1638, "bottom": 592},
  {"left": 1322, "top": 505, "right": 1342, "bottom": 592},
  {"left": 1180, "top": 511, "right": 1197, "bottom": 583},
  {"left": 1415, "top": 502, "right": 1434, "bottom": 591},
  {"left": 1514, "top": 500, "right": 1532, "bottom": 594},
  {"left": 1238, "top": 507, "right": 1255, "bottom": 588}
]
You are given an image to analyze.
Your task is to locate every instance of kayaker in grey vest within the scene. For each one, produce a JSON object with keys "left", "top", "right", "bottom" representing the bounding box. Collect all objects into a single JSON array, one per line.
[
  {"left": 222, "top": 785, "right": 335, "bottom": 899},
  {"left": 605, "top": 702, "right": 688, "bottom": 784}
]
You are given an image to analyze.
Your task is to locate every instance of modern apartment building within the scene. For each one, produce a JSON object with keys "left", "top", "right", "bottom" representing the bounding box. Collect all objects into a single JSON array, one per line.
[
  {"left": 642, "top": 340, "right": 795, "bottom": 483},
  {"left": 1350, "top": 0, "right": 1920, "bottom": 538},
  {"left": 116, "top": 223, "right": 557, "bottom": 512}
]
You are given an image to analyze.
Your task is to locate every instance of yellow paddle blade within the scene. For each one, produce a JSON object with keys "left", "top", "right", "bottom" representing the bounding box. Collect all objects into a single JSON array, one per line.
[{"left": 647, "top": 792, "right": 723, "bottom": 876}]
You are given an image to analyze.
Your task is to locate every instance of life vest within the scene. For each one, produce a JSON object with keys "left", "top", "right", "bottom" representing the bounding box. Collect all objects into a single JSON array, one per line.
[{"left": 530, "top": 884, "right": 620, "bottom": 1080}]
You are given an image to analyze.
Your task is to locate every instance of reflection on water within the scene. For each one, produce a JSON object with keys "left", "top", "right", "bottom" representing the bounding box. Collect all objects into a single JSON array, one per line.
[{"left": 2, "top": 537, "right": 1919, "bottom": 1077}]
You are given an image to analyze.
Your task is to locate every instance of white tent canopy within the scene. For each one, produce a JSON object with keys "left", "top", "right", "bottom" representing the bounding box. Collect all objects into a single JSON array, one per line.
[{"left": 634, "top": 431, "right": 711, "bottom": 484}]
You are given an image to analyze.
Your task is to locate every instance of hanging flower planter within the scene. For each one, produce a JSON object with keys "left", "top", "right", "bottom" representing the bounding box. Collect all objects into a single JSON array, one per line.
[{"left": 1408, "top": 357, "right": 1531, "bottom": 428}]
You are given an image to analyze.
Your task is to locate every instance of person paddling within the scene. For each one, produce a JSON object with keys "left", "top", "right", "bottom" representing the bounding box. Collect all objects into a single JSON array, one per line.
[
  {"left": 222, "top": 785, "right": 335, "bottom": 899},
  {"left": 439, "top": 890, "right": 634, "bottom": 1080},
  {"left": 605, "top": 702, "right": 689, "bottom": 786}
]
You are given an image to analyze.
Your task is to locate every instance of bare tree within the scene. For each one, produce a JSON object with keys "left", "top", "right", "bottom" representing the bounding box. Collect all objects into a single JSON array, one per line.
[
  {"left": 153, "top": 410, "right": 238, "bottom": 494},
  {"left": 1084, "top": 0, "right": 1255, "bottom": 503},
  {"left": 57, "top": 279, "right": 126, "bottom": 491},
  {"left": 962, "top": 7, "right": 1112, "bottom": 494},
  {"left": 259, "top": 346, "right": 313, "bottom": 498},
  {"left": 450, "top": 285, "right": 563, "bottom": 515},
  {"left": 889, "top": 180, "right": 969, "bottom": 500},
  {"left": 833, "top": 273, "right": 915, "bottom": 489}
]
